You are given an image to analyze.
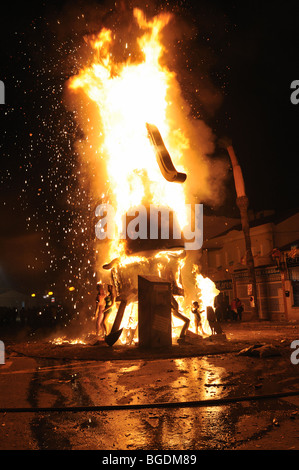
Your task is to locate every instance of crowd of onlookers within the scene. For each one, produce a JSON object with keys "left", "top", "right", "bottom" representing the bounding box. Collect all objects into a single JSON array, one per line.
[
  {"left": 0, "top": 305, "right": 69, "bottom": 328},
  {"left": 0, "top": 307, "right": 18, "bottom": 326},
  {"left": 0, "top": 294, "right": 245, "bottom": 333},
  {"left": 214, "top": 294, "right": 244, "bottom": 322}
]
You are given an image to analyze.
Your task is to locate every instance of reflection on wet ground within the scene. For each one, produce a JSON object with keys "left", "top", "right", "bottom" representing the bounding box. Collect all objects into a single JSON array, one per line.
[{"left": 1, "top": 353, "right": 299, "bottom": 449}]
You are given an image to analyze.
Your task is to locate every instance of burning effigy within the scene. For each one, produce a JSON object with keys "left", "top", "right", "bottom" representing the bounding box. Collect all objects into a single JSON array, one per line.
[{"left": 65, "top": 7, "right": 221, "bottom": 347}]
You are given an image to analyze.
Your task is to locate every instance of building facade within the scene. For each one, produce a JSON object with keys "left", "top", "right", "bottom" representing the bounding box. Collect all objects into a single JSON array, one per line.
[{"left": 201, "top": 210, "right": 299, "bottom": 321}]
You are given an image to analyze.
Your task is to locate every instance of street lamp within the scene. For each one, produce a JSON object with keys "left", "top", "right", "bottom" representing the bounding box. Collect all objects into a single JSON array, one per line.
[{"left": 225, "top": 141, "right": 259, "bottom": 320}]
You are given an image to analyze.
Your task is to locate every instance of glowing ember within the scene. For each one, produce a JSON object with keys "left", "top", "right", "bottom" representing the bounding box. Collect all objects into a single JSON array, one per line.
[{"left": 51, "top": 337, "right": 86, "bottom": 346}]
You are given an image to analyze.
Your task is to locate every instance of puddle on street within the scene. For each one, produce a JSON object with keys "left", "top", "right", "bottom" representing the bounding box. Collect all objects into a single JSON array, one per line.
[
  {"left": 171, "top": 357, "right": 230, "bottom": 402},
  {"left": 2, "top": 353, "right": 299, "bottom": 450}
]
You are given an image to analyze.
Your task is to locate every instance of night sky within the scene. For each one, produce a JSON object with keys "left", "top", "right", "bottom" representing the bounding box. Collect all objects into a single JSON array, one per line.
[{"left": 0, "top": 0, "right": 299, "bottom": 297}]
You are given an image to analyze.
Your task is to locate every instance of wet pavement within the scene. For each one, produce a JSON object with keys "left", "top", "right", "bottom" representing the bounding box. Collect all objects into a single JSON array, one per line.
[{"left": 1, "top": 321, "right": 299, "bottom": 450}]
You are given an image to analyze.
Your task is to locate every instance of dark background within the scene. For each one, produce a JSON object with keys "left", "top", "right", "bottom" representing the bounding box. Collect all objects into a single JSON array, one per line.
[{"left": 0, "top": 0, "right": 298, "bottom": 294}]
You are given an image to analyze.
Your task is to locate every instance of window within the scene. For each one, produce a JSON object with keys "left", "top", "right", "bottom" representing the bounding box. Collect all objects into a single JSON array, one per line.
[{"left": 292, "top": 281, "right": 299, "bottom": 307}]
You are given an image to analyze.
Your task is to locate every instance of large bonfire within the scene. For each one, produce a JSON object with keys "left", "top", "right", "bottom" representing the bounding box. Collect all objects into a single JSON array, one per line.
[{"left": 66, "top": 7, "right": 220, "bottom": 343}]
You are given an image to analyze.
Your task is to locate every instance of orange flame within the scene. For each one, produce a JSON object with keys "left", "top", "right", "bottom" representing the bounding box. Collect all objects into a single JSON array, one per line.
[
  {"left": 66, "top": 8, "right": 220, "bottom": 342},
  {"left": 68, "top": 8, "right": 189, "bottom": 260},
  {"left": 193, "top": 265, "right": 220, "bottom": 335}
]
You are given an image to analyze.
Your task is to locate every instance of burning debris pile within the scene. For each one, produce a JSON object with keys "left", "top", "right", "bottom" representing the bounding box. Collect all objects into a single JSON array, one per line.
[{"left": 60, "top": 7, "right": 224, "bottom": 347}]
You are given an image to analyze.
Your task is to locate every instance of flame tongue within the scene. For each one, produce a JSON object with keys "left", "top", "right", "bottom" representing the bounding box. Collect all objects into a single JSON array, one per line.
[{"left": 193, "top": 266, "right": 220, "bottom": 335}]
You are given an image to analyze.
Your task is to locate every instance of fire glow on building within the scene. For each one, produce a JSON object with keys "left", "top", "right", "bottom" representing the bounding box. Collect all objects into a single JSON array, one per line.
[{"left": 62, "top": 8, "right": 221, "bottom": 347}]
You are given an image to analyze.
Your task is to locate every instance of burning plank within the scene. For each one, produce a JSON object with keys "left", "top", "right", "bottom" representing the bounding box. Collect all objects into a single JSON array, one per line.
[{"left": 146, "top": 123, "right": 187, "bottom": 183}]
